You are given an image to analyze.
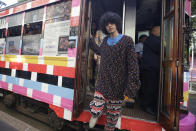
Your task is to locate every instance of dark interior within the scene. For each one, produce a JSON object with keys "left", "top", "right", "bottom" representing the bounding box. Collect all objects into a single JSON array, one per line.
[
  {"left": 136, "top": 0, "right": 161, "bottom": 30},
  {"left": 8, "top": 26, "right": 22, "bottom": 37},
  {"left": 23, "top": 22, "right": 42, "bottom": 36},
  {"left": 84, "top": 0, "right": 162, "bottom": 122},
  {"left": 91, "top": 0, "right": 161, "bottom": 33},
  {"left": 91, "top": 0, "right": 123, "bottom": 25},
  {"left": 0, "top": 28, "right": 5, "bottom": 38}
]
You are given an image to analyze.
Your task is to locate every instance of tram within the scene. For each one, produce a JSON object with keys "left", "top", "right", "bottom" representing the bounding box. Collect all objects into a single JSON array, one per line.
[{"left": 0, "top": 0, "right": 193, "bottom": 130}]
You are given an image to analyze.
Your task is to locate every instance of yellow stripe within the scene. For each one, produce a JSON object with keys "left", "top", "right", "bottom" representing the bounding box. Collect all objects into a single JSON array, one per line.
[
  {"left": 44, "top": 56, "right": 67, "bottom": 66},
  {"left": 2, "top": 55, "right": 75, "bottom": 67},
  {"left": 4, "top": 55, "right": 38, "bottom": 64},
  {"left": 4, "top": 55, "right": 17, "bottom": 62},
  {"left": 183, "top": 91, "right": 189, "bottom": 102},
  {"left": 21, "top": 55, "right": 38, "bottom": 64}
]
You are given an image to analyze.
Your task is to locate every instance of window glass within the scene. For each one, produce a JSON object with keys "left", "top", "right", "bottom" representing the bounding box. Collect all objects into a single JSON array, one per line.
[
  {"left": 163, "top": 17, "right": 173, "bottom": 60},
  {"left": 25, "top": 7, "right": 44, "bottom": 24},
  {"left": 23, "top": 22, "right": 42, "bottom": 36},
  {"left": 0, "top": 29, "right": 6, "bottom": 38},
  {"left": 0, "top": 38, "right": 5, "bottom": 54},
  {"left": 22, "top": 21, "right": 42, "bottom": 55},
  {"left": 6, "top": 36, "right": 20, "bottom": 54},
  {"left": 8, "top": 13, "right": 23, "bottom": 27},
  {"left": 21, "top": 34, "right": 41, "bottom": 55},
  {"left": 43, "top": 1, "right": 73, "bottom": 56},
  {"left": 46, "top": 1, "right": 71, "bottom": 21},
  {"left": 161, "top": 67, "right": 172, "bottom": 117},
  {"left": 0, "top": 17, "right": 7, "bottom": 29},
  {"left": 165, "top": 0, "right": 174, "bottom": 15},
  {"left": 43, "top": 20, "right": 72, "bottom": 55},
  {"left": 8, "top": 26, "right": 21, "bottom": 37}
]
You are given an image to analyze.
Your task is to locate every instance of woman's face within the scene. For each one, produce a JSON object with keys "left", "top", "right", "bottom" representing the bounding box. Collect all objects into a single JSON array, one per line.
[{"left": 105, "top": 23, "right": 118, "bottom": 34}]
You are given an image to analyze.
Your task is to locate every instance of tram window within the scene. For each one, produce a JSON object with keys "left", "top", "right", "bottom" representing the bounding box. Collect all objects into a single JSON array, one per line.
[
  {"left": 7, "top": 26, "right": 21, "bottom": 37},
  {"left": 23, "top": 22, "right": 42, "bottom": 36},
  {"left": 8, "top": 13, "right": 23, "bottom": 27},
  {"left": 6, "top": 36, "right": 20, "bottom": 54},
  {"left": 21, "top": 34, "right": 41, "bottom": 55},
  {"left": 46, "top": 1, "right": 71, "bottom": 23},
  {"left": 25, "top": 7, "right": 44, "bottom": 24},
  {"left": 165, "top": 0, "right": 174, "bottom": 14},
  {"left": 0, "top": 37, "right": 5, "bottom": 54},
  {"left": 0, "top": 17, "right": 7, "bottom": 29},
  {"left": 183, "top": 16, "right": 191, "bottom": 71},
  {"left": 0, "top": 29, "right": 5, "bottom": 38},
  {"left": 22, "top": 22, "right": 42, "bottom": 55},
  {"left": 42, "top": 1, "right": 72, "bottom": 56}
]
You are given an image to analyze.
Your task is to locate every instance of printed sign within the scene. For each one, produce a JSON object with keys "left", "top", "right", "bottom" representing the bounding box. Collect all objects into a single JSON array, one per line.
[
  {"left": 6, "top": 36, "right": 20, "bottom": 54},
  {"left": 58, "top": 36, "right": 76, "bottom": 55},
  {"left": 42, "top": 20, "right": 70, "bottom": 56}
]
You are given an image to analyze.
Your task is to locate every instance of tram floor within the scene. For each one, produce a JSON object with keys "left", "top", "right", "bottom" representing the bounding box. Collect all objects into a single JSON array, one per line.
[{"left": 84, "top": 94, "right": 156, "bottom": 122}]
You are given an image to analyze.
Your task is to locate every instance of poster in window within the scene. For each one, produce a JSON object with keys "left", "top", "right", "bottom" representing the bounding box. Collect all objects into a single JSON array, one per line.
[
  {"left": 58, "top": 36, "right": 69, "bottom": 53},
  {"left": 6, "top": 36, "right": 20, "bottom": 54},
  {"left": 25, "top": 8, "right": 44, "bottom": 24},
  {"left": 0, "top": 38, "right": 5, "bottom": 54},
  {"left": 46, "top": 1, "right": 71, "bottom": 21},
  {"left": 22, "top": 34, "right": 41, "bottom": 55},
  {"left": 58, "top": 36, "right": 76, "bottom": 55},
  {"left": 42, "top": 20, "right": 70, "bottom": 56}
]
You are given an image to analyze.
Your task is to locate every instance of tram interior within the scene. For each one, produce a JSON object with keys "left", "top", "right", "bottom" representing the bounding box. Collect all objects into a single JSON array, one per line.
[
  {"left": 85, "top": 0, "right": 161, "bottom": 121},
  {"left": 8, "top": 26, "right": 22, "bottom": 37}
]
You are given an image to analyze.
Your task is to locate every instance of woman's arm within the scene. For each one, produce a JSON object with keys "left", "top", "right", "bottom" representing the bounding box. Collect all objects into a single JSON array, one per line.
[
  {"left": 89, "top": 37, "right": 101, "bottom": 55},
  {"left": 125, "top": 37, "right": 141, "bottom": 98}
]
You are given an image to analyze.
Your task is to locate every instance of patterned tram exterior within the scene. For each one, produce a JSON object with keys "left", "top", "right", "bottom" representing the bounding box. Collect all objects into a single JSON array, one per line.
[
  {"left": 0, "top": 0, "right": 164, "bottom": 130},
  {"left": 0, "top": 0, "right": 189, "bottom": 130},
  {"left": 0, "top": 55, "right": 75, "bottom": 121},
  {"left": 0, "top": 0, "right": 79, "bottom": 121}
]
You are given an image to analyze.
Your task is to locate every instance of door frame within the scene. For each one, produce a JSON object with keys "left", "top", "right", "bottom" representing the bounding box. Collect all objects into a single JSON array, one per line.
[
  {"left": 73, "top": 0, "right": 92, "bottom": 118},
  {"left": 159, "top": 0, "right": 184, "bottom": 130}
]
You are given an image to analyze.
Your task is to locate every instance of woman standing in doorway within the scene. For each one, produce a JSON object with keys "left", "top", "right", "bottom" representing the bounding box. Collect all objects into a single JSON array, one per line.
[{"left": 89, "top": 12, "right": 140, "bottom": 131}]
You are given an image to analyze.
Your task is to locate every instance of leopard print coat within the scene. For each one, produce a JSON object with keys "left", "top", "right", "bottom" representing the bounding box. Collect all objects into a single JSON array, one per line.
[{"left": 89, "top": 35, "right": 140, "bottom": 100}]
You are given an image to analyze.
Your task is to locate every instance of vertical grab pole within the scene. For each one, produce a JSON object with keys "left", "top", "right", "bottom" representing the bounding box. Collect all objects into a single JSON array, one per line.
[
  {"left": 191, "top": 43, "right": 194, "bottom": 69},
  {"left": 190, "top": 42, "right": 194, "bottom": 92},
  {"left": 122, "top": 0, "right": 125, "bottom": 34}
]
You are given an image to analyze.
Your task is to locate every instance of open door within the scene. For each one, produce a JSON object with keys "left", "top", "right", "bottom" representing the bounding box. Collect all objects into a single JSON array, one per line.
[
  {"left": 73, "top": 0, "right": 92, "bottom": 118},
  {"left": 159, "top": 0, "right": 184, "bottom": 130}
]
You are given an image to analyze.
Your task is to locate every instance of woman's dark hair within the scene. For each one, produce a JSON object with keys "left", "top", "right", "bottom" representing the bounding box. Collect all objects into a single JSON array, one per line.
[{"left": 99, "top": 12, "right": 122, "bottom": 35}]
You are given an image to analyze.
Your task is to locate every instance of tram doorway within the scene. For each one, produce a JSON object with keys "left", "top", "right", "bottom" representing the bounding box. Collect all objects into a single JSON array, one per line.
[{"left": 82, "top": 0, "right": 162, "bottom": 122}]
